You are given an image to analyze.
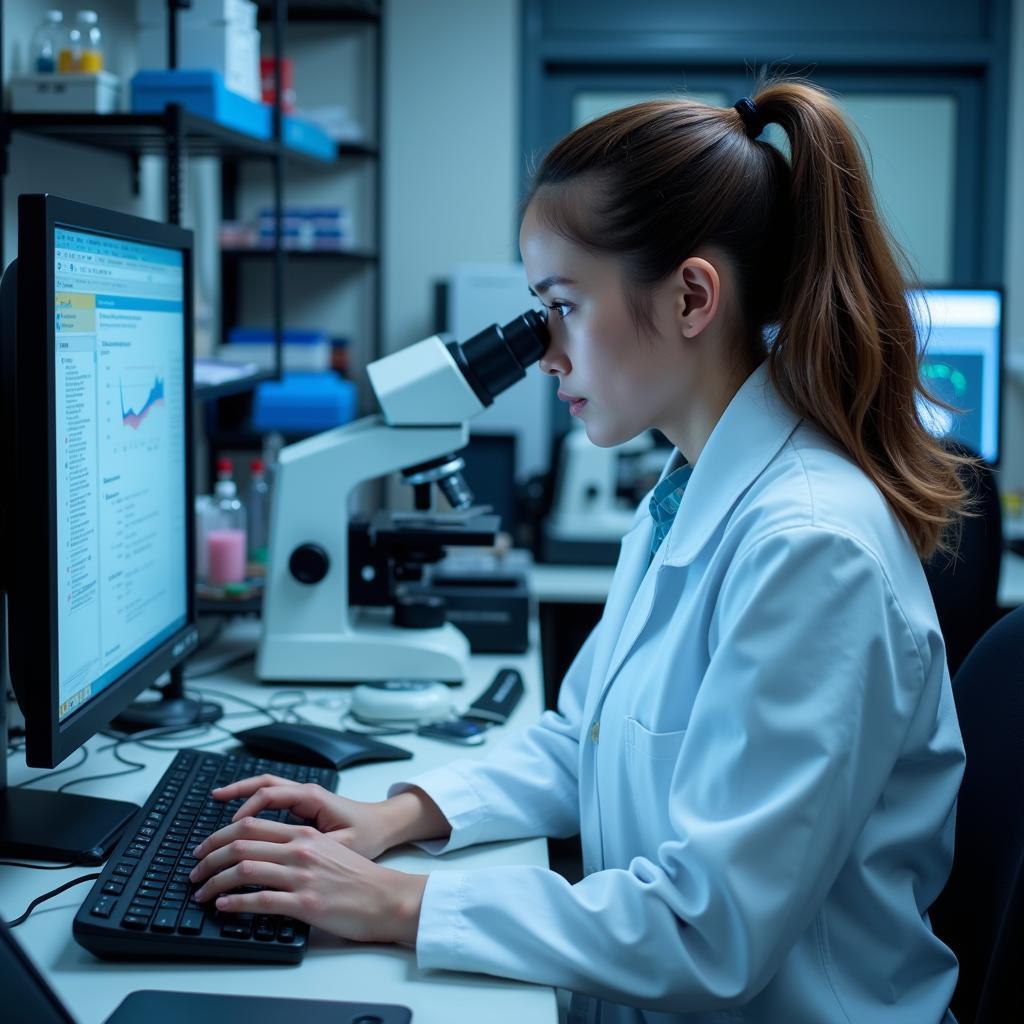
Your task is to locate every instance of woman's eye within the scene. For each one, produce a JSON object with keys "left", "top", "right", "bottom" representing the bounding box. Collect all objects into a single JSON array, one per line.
[{"left": 550, "top": 302, "right": 572, "bottom": 320}]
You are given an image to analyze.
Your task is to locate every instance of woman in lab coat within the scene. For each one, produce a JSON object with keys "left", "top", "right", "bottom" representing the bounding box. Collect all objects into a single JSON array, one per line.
[{"left": 191, "top": 79, "right": 967, "bottom": 1023}]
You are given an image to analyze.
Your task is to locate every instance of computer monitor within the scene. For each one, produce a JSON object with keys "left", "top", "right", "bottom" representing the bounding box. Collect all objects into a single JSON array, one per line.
[
  {"left": 0, "top": 195, "right": 211, "bottom": 861},
  {"left": 911, "top": 287, "right": 1003, "bottom": 464}
]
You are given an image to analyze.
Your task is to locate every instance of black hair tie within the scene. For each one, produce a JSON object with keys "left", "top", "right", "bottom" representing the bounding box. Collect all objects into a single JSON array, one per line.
[{"left": 734, "top": 97, "right": 767, "bottom": 140}]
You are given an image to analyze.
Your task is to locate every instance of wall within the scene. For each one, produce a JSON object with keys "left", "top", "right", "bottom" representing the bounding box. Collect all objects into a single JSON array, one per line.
[{"left": 382, "top": 0, "right": 520, "bottom": 355}]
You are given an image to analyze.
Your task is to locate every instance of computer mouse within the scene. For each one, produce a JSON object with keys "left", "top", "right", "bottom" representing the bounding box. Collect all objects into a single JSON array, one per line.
[{"left": 233, "top": 722, "right": 413, "bottom": 771}]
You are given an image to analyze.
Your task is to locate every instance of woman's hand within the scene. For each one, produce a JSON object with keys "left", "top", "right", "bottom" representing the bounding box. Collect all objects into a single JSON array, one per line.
[
  {"left": 204, "top": 774, "right": 431, "bottom": 862},
  {"left": 188, "top": 821, "right": 427, "bottom": 944}
]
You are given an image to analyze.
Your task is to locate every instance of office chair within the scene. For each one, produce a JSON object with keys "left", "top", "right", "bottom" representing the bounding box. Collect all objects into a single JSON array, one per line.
[
  {"left": 928, "top": 605, "right": 1024, "bottom": 1024},
  {"left": 922, "top": 446, "right": 1003, "bottom": 678}
]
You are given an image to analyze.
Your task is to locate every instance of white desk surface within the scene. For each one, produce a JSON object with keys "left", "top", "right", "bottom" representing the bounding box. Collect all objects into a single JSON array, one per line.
[
  {"left": 0, "top": 619, "right": 558, "bottom": 1024},
  {"left": 530, "top": 552, "right": 1024, "bottom": 609}
]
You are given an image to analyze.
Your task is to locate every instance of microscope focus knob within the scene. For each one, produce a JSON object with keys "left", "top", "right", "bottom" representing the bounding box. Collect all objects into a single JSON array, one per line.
[
  {"left": 289, "top": 543, "right": 330, "bottom": 584},
  {"left": 393, "top": 591, "right": 446, "bottom": 629}
]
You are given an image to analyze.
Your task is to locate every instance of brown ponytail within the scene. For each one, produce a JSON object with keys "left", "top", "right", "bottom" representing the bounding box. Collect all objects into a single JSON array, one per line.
[
  {"left": 752, "top": 80, "right": 970, "bottom": 558},
  {"left": 525, "top": 74, "right": 969, "bottom": 558}
]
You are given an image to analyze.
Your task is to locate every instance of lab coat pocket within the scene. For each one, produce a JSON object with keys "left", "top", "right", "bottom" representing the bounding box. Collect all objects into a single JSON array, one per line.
[{"left": 623, "top": 717, "right": 687, "bottom": 848}]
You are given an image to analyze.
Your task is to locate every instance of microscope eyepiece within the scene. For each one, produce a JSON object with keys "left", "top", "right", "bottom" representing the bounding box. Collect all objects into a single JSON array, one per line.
[{"left": 447, "top": 308, "right": 549, "bottom": 408}]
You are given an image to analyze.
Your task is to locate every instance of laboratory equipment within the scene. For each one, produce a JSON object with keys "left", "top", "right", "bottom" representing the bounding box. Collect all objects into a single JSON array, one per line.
[{"left": 256, "top": 310, "right": 549, "bottom": 685}]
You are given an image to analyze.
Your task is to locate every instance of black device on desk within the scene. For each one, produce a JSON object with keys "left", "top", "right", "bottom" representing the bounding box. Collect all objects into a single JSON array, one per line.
[
  {"left": 235, "top": 722, "right": 413, "bottom": 770},
  {"left": 3, "top": 917, "right": 413, "bottom": 1023},
  {"left": 0, "top": 195, "right": 225, "bottom": 864}
]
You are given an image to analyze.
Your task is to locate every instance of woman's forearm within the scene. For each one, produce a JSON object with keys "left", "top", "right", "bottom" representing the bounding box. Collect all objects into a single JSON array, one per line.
[{"left": 381, "top": 786, "right": 453, "bottom": 848}]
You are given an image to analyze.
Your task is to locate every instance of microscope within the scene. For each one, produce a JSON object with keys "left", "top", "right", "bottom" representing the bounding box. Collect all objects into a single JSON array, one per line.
[{"left": 256, "top": 310, "right": 549, "bottom": 685}]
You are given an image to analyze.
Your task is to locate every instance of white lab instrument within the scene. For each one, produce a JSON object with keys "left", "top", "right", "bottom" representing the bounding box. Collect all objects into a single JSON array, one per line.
[
  {"left": 542, "top": 424, "right": 655, "bottom": 563},
  {"left": 256, "top": 311, "right": 548, "bottom": 685}
]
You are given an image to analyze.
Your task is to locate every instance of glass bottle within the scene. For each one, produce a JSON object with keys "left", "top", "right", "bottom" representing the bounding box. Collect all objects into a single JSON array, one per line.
[
  {"left": 247, "top": 458, "right": 270, "bottom": 564},
  {"left": 59, "top": 9, "right": 103, "bottom": 73},
  {"left": 31, "top": 10, "right": 64, "bottom": 74},
  {"left": 206, "top": 458, "right": 247, "bottom": 586}
]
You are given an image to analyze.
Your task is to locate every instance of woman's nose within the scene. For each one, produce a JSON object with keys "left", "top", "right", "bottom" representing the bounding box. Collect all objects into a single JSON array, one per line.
[{"left": 539, "top": 335, "right": 570, "bottom": 377}]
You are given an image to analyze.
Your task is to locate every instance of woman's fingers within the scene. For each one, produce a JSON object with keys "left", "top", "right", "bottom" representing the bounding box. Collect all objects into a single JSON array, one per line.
[
  {"left": 209, "top": 774, "right": 294, "bottom": 801},
  {"left": 192, "top": 814, "right": 305, "bottom": 859},
  {"left": 193, "top": 859, "right": 297, "bottom": 904},
  {"left": 231, "top": 783, "right": 327, "bottom": 824},
  {"left": 212, "top": 887, "right": 301, "bottom": 917},
  {"left": 190, "top": 831, "right": 315, "bottom": 887}
]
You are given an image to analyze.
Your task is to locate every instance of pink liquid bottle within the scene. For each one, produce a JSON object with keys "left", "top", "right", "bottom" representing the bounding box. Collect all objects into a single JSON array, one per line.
[{"left": 206, "top": 457, "right": 247, "bottom": 586}]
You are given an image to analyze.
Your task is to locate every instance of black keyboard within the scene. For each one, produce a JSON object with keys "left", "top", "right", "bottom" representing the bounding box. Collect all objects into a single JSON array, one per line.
[{"left": 73, "top": 747, "right": 338, "bottom": 963}]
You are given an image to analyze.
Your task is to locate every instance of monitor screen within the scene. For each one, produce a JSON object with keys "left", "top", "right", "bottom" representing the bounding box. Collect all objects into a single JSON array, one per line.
[
  {"left": 53, "top": 227, "right": 188, "bottom": 721},
  {"left": 1, "top": 195, "right": 198, "bottom": 769},
  {"left": 911, "top": 288, "right": 1002, "bottom": 463}
]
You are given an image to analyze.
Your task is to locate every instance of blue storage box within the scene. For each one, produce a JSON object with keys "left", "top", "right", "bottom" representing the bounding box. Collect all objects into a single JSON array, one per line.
[
  {"left": 252, "top": 372, "right": 357, "bottom": 433},
  {"left": 282, "top": 114, "right": 335, "bottom": 162},
  {"left": 131, "top": 69, "right": 271, "bottom": 140}
]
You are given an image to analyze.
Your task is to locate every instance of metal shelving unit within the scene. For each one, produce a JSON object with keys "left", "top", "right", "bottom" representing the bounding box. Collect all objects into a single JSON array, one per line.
[{"left": 0, "top": 0, "right": 384, "bottom": 405}]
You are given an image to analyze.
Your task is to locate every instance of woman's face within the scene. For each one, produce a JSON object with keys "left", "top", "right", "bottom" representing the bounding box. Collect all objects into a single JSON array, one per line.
[{"left": 519, "top": 201, "right": 694, "bottom": 449}]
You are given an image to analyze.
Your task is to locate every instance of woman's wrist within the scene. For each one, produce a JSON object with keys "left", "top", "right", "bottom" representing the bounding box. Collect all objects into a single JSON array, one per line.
[
  {"left": 385, "top": 870, "right": 428, "bottom": 946},
  {"left": 381, "top": 787, "right": 452, "bottom": 849}
]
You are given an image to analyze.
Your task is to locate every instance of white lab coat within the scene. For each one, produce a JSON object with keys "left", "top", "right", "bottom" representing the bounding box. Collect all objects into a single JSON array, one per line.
[{"left": 392, "top": 362, "right": 964, "bottom": 1023}]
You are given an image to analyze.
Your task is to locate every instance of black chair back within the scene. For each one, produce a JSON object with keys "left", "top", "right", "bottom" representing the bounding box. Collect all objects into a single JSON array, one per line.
[
  {"left": 923, "top": 448, "right": 1002, "bottom": 678},
  {"left": 929, "top": 605, "right": 1024, "bottom": 1024}
]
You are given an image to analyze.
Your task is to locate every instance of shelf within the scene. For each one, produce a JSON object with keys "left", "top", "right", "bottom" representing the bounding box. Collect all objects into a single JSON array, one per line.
[
  {"left": 222, "top": 247, "right": 378, "bottom": 263},
  {"left": 194, "top": 362, "right": 277, "bottom": 400},
  {"left": 257, "top": 0, "right": 381, "bottom": 23},
  {"left": 2, "top": 111, "right": 337, "bottom": 168},
  {"left": 336, "top": 141, "right": 379, "bottom": 158}
]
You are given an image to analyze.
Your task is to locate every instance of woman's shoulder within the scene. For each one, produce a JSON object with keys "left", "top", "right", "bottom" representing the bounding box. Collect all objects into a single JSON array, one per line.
[{"left": 734, "top": 419, "right": 918, "bottom": 571}]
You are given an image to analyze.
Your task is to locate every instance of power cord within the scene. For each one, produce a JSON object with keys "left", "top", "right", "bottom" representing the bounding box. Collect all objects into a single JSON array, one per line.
[{"left": 5, "top": 872, "right": 101, "bottom": 927}]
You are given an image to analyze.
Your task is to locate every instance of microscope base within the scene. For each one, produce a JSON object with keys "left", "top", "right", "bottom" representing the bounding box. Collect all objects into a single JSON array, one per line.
[{"left": 257, "top": 615, "right": 471, "bottom": 686}]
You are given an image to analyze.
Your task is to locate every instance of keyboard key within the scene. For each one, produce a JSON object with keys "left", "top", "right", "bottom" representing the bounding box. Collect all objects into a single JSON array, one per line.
[
  {"left": 178, "top": 910, "right": 205, "bottom": 934},
  {"left": 151, "top": 910, "right": 179, "bottom": 932},
  {"left": 277, "top": 924, "right": 295, "bottom": 943},
  {"left": 90, "top": 897, "right": 116, "bottom": 918},
  {"left": 112, "top": 862, "right": 135, "bottom": 877},
  {"left": 121, "top": 914, "right": 150, "bottom": 930},
  {"left": 101, "top": 881, "right": 125, "bottom": 896},
  {"left": 221, "top": 921, "right": 252, "bottom": 939}
]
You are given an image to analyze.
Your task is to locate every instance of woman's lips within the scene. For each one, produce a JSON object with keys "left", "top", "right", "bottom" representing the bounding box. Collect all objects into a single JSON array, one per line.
[{"left": 557, "top": 390, "right": 588, "bottom": 416}]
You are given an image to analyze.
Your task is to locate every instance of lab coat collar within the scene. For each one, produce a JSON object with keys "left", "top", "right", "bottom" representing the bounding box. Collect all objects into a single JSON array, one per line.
[{"left": 661, "top": 360, "right": 802, "bottom": 567}]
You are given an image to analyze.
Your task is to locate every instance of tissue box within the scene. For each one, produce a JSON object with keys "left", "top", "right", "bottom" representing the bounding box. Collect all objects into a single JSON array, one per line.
[{"left": 12, "top": 72, "right": 120, "bottom": 113}]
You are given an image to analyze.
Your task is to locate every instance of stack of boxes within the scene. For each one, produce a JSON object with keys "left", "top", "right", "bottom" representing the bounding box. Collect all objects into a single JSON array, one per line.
[{"left": 135, "top": 0, "right": 261, "bottom": 102}]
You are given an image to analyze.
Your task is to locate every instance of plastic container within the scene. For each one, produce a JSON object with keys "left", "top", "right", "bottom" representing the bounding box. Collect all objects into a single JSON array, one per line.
[
  {"left": 247, "top": 458, "right": 270, "bottom": 564},
  {"left": 60, "top": 10, "right": 103, "bottom": 73},
  {"left": 252, "top": 372, "right": 357, "bottom": 434},
  {"left": 131, "top": 69, "right": 271, "bottom": 140},
  {"left": 32, "top": 10, "right": 65, "bottom": 74},
  {"left": 206, "top": 458, "right": 247, "bottom": 585}
]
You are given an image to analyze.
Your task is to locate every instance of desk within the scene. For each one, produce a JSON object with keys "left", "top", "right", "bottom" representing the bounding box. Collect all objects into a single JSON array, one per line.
[{"left": 0, "top": 619, "right": 558, "bottom": 1024}]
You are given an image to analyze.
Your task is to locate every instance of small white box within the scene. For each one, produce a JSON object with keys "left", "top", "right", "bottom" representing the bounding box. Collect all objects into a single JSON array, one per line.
[
  {"left": 11, "top": 72, "right": 121, "bottom": 114},
  {"left": 137, "top": 0, "right": 255, "bottom": 28}
]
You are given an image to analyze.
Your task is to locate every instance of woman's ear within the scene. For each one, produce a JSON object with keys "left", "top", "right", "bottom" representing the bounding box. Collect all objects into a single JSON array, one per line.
[{"left": 676, "top": 257, "right": 721, "bottom": 339}]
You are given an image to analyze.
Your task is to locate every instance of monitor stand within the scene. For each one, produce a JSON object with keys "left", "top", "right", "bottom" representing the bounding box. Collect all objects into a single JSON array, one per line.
[
  {"left": 0, "top": 595, "right": 138, "bottom": 864},
  {"left": 110, "top": 663, "right": 223, "bottom": 734}
]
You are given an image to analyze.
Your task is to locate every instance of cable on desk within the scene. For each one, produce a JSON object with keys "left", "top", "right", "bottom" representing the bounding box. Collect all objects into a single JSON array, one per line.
[
  {"left": 10, "top": 746, "right": 89, "bottom": 789},
  {"left": 0, "top": 859, "right": 79, "bottom": 870},
  {"left": 189, "top": 686, "right": 281, "bottom": 724},
  {"left": 5, "top": 872, "right": 101, "bottom": 927}
]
